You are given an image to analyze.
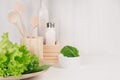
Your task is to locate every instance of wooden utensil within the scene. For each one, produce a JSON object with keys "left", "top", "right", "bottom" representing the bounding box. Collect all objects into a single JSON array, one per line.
[
  {"left": 14, "top": 1, "right": 27, "bottom": 37},
  {"left": 30, "top": 16, "right": 39, "bottom": 53},
  {"left": 8, "top": 11, "right": 24, "bottom": 37},
  {"left": 30, "top": 16, "right": 39, "bottom": 38}
]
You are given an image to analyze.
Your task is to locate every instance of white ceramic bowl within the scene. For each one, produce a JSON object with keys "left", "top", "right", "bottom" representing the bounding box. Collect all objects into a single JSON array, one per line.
[{"left": 59, "top": 54, "right": 80, "bottom": 68}]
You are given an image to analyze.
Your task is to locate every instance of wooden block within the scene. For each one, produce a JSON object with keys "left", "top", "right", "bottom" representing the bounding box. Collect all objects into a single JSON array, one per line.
[
  {"left": 43, "top": 42, "right": 60, "bottom": 64},
  {"left": 22, "top": 37, "right": 43, "bottom": 59},
  {"left": 44, "top": 57, "right": 58, "bottom": 60},
  {"left": 43, "top": 45, "right": 60, "bottom": 53},
  {"left": 43, "top": 53, "right": 59, "bottom": 57},
  {"left": 44, "top": 59, "right": 58, "bottom": 63},
  {"left": 43, "top": 45, "right": 59, "bottom": 48}
]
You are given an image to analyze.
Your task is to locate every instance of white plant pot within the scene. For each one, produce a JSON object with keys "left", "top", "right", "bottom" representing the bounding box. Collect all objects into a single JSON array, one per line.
[{"left": 59, "top": 54, "right": 80, "bottom": 68}]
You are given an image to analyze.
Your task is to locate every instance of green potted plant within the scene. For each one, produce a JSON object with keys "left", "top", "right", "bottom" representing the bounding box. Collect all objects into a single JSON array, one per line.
[{"left": 59, "top": 45, "right": 80, "bottom": 68}]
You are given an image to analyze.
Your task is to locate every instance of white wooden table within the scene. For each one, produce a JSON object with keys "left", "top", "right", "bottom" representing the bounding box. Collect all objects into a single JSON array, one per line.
[{"left": 28, "top": 56, "right": 120, "bottom": 80}]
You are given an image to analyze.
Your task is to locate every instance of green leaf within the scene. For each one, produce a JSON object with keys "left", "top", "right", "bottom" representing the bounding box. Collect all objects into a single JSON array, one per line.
[
  {"left": 39, "top": 65, "right": 51, "bottom": 71},
  {"left": 60, "top": 45, "right": 80, "bottom": 57}
]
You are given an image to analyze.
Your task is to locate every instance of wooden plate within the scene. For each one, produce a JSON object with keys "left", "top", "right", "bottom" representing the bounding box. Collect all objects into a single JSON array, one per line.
[{"left": 0, "top": 70, "right": 46, "bottom": 80}]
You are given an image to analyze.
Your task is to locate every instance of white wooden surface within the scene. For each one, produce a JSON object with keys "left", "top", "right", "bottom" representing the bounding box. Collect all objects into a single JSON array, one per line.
[{"left": 28, "top": 56, "right": 120, "bottom": 80}]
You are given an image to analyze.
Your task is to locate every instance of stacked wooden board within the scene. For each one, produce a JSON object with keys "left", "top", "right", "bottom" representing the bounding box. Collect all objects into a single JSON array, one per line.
[{"left": 43, "top": 44, "right": 60, "bottom": 64}]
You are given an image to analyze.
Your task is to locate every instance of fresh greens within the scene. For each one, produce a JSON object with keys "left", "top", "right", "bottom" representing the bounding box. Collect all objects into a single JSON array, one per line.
[
  {"left": 60, "top": 45, "right": 80, "bottom": 57},
  {"left": 0, "top": 32, "right": 49, "bottom": 77}
]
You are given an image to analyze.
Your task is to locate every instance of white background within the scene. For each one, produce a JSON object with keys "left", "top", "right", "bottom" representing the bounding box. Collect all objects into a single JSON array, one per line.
[
  {"left": 48, "top": 0, "right": 120, "bottom": 56},
  {"left": 0, "top": 0, "right": 120, "bottom": 56}
]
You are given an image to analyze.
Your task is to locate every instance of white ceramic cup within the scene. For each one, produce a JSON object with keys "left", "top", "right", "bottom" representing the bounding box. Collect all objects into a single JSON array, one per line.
[{"left": 59, "top": 54, "right": 80, "bottom": 68}]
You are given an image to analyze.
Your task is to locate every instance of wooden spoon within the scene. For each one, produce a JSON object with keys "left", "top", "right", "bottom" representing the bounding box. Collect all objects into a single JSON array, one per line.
[
  {"left": 30, "top": 16, "right": 39, "bottom": 53},
  {"left": 8, "top": 11, "right": 24, "bottom": 37},
  {"left": 14, "top": 1, "right": 27, "bottom": 37},
  {"left": 30, "top": 16, "right": 39, "bottom": 38}
]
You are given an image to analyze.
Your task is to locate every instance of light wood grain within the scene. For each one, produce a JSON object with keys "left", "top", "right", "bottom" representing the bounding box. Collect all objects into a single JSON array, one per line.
[
  {"left": 44, "top": 60, "right": 58, "bottom": 63},
  {"left": 43, "top": 53, "right": 59, "bottom": 57},
  {"left": 43, "top": 45, "right": 60, "bottom": 53},
  {"left": 44, "top": 56, "right": 58, "bottom": 60},
  {"left": 0, "top": 70, "right": 46, "bottom": 80},
  {"left": 22, "top": 37, "right": 43, "bottom": 59}
]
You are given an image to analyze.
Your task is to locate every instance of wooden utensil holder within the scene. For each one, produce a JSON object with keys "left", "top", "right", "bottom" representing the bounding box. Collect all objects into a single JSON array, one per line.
[
  {"left": 21, "top": 36, "right": 43, "bottom": 59},
  {"left": 43, "top": 42, "right": 60, "bottom": 64}
]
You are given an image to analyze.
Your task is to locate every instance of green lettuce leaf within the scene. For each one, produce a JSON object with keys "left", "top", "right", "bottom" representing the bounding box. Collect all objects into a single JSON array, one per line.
[
  {"left": 60, "top": 45, "right": 80, "bottom": 57},
  {"left": 0, "top": 32, "right": 49, "bottom": 77}
]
